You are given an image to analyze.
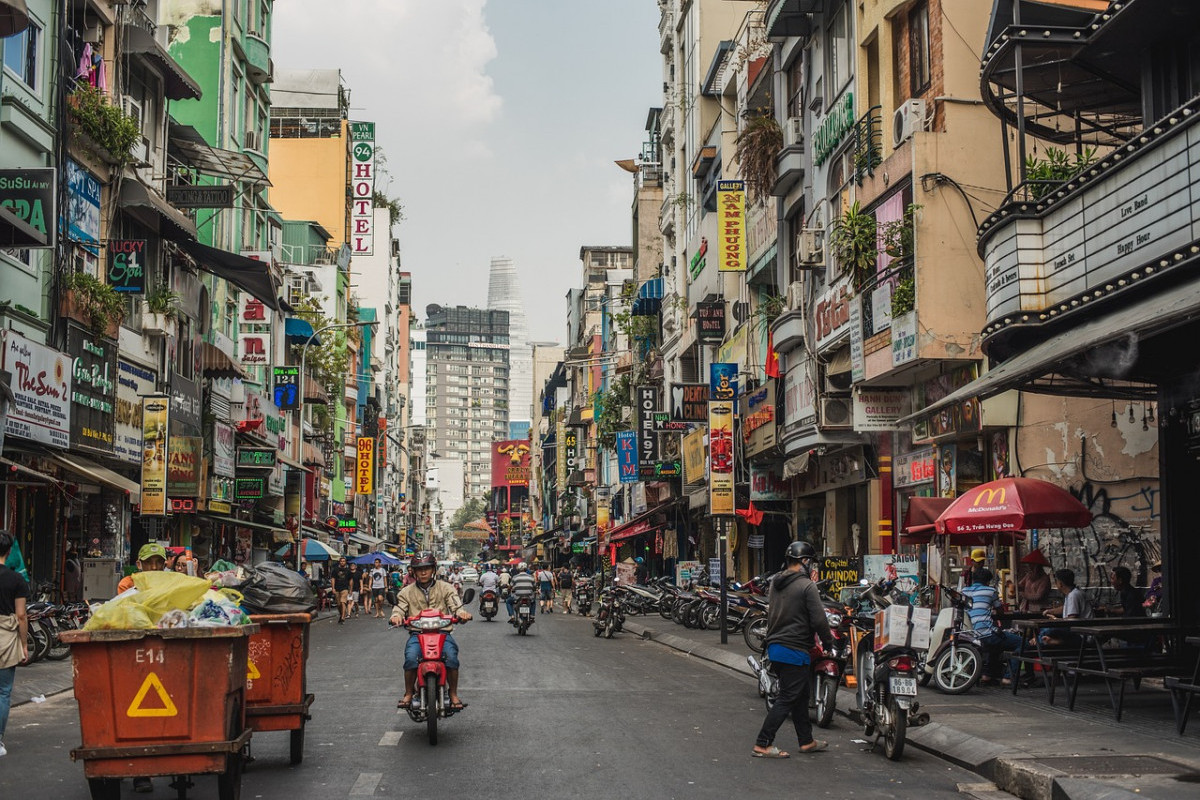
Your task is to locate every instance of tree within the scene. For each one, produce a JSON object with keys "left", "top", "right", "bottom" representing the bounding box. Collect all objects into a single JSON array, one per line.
[{"left": 450, "top": 497, "right": 488, "bottom": 530}]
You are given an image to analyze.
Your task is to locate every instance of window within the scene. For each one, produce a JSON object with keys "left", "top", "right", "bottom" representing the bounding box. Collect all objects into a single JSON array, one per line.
[
  {"left": 909, "top": 2, "right": 931, "bottom": 95},
  {"left": 786, "top": 56, "right": 804, "bottom": 119},
  {"left": 4, "top": 20, "right": 40, "bottom": 90},
  {"left": 826, "top": 4, "right": 851, "bottom": 104}
]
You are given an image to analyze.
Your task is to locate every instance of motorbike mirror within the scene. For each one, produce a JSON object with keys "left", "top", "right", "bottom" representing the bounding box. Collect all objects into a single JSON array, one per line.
[
  {"left": 859, "top": 578, "right": 870, "bottom": 586},
  {"left": 462, "top": 588, "right": 476, "bottom": 605}
]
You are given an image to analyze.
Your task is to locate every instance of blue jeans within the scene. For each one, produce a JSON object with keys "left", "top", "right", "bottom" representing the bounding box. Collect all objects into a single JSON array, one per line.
[
  {"left": 978, "top": 630, "right": 1023, "bottom": 679},
  {"left": 0, "top": 665, "right": 15, "bottom": 740},
  {"left": 404, "top": 633, "right": 459, "bottom": 670},
  {"left": 506, "top": 594, "right": 535, "bottom": 617}
]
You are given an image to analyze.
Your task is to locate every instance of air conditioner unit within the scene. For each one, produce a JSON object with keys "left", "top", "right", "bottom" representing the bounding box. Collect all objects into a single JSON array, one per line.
[
  {"left": 131, "top": 136, "right": 149, "bottom": 165},
  {"left": 784, "top": 116, "right": 803, "bottom": 148},
  {"left": 786, "top": 281, "right": 804, "bottom": 311},
  {"left": 796, "top": 230, "right": 823, "bottom": 265},
  {"left": 818, "top": 394, "right": 853, "bottom": 429},
  {"left": 244, "top": 131, "right": 258, "bottom": 151},
  {"left": 122, "top": 96, "right": 143, "bottom": 128},
  {"left": 825, "top": 370, "right": 852, "bottom": 393},
  {"left": 893, "top": 99, "right": 927, "bottom": 147}
]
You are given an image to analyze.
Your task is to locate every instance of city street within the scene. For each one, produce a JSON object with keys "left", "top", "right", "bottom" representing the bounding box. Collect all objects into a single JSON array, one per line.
[{"left": 1, "top": 601, "right": 988, "bottom": 799}]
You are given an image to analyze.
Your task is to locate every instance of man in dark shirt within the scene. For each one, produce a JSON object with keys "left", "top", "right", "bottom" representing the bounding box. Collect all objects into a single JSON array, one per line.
[
  {"left": 331, "top": 557, "right": 353, "bottom": 624},
  {"left": 1107, "top": 566, "right": 1146, "bottom": 618},
  {"left": 1, "top": 529, "right": 31, "bottom": 758}
]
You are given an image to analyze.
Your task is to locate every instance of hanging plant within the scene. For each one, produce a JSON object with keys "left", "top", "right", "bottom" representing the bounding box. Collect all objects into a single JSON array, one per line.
[
  {"left": 66, "top": 85, "right": 141, "bottom": 164},
  {"left": 736, "top": 113, "right": 783, "bottom": 201},
  {"left": 62, "top": 271, "right": 126, "bottom": 333}
]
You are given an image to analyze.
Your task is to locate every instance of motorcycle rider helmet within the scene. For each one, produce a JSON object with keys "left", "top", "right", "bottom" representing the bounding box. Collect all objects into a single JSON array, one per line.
[
  {"left": 634, "top": 557, "right": 643, "bottom": 564},
  {"left": 517, "top": 561, "right": 529, "bottom": 572},
  {"left": 785, "top": 540, "right": 817, "bottom": 562},
  {"left": 409, "top": 552, "right": 437, "bottom": 571}
]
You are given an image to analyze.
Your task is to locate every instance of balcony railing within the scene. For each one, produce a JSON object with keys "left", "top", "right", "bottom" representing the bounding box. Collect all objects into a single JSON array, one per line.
[
  {"left": 852, "top": 106, "right": 883, "bottom": 186},
  {"left": 859, "top": 256, "right": 913, "bottom": 340}
]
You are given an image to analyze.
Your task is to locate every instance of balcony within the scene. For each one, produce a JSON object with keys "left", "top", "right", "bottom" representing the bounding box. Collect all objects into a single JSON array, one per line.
[
  {"left": 977, "top": 95, "right": 1200, "bottom": 349},
  {"left": 770, "top": 309, "right": 805, "bottom": 354},
  {"left": 242, "top": 31, "right": 272, "bottom": 84}
]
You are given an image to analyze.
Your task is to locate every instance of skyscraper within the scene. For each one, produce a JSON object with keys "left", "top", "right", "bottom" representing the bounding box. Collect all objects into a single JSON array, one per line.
[{"left": 487, "top": 257, "right": 534, "bottom": 437}]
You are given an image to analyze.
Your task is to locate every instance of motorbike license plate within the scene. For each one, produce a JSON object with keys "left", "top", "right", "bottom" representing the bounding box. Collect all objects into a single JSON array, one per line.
[
  {"left": 889, "top": 676, "right": 917, "bottom": 696},
  {"left": 519, "top": 607, "right": 529, "bottom": 617}
]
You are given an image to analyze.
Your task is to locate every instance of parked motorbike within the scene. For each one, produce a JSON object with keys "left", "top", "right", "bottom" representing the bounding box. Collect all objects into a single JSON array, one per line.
[
  {"left": 511, "top": 594, "right": 535, "bottom": 635},
  {"left": 810, "top": 604, "right": 852, "bottom": 728},
  {"left": 396, "top": 587, "right": 474, "bottom": 746},
  {"left": 593, "top": 587, "right": 625, "bottom": 639},
  {"left": 574, "top": 579, "right": 594, "bottom": 616},
  {"left": 478, "top": 588, "right": 500, "bottom": 622},
  {"left": 852, "top": 579, "right": 924, "bottom": 760},
  {"left": 920, "top": 585, "right": 984, "bottom": 694}
]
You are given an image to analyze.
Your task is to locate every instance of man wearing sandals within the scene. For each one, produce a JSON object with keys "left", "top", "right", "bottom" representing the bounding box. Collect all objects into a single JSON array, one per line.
[
  {"left": 390, "top": 552, "right": 472, "bottom": 711},
  {"left": 752, "top": 540, "right": 834, "bottom": 759}
]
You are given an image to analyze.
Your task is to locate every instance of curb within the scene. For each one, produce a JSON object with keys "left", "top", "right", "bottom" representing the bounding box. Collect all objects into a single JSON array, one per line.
[{"left": 623, "top": 619, "right": 1185, "bottom": 800}]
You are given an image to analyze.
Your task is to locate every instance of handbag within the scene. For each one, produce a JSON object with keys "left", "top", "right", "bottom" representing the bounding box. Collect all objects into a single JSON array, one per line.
[{"left": 0, "top": 614, "right": 23, "bottom": 669}]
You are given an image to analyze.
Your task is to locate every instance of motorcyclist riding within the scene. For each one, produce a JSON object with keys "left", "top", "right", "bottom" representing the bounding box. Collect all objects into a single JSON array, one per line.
[
  {"left": 506, "top": 562, "right": 537, "bottom": 623},
  {"left": 390, "top": 552, "right": 472, "bottom": 711},
  {"left": 478, "top": 566, "right": 500, "bottom": 594}
]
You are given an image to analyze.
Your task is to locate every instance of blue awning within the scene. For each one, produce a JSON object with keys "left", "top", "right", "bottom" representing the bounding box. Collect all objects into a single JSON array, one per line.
[
  {"left": 285, "top": 316, "right": 320, "bottom": 345},
  {"left": 631, "top": 276, "right": 664, "bottom": 316}
]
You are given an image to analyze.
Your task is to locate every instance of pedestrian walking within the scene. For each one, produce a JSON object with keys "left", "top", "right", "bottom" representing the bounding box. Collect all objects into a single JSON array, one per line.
[
  {"left": 331, "top": 557, "right": 353, "bottom": 623},
  {"left": 557, "top": 566, "right": 573, "bottom": 613},
  {"left": 348, "top": 564, "right": 362, "bottom": 617},
  {"left": 752, "top": 540, "right": 833, "bottom": 759},
  {"left": 359, "top": 566, "right": 372, "bottom": 615},
  {"left": 63, "top": 544, "right": 82, "bottom": 602},
  {"left": 535, "top": 565, "right": 556, "bottom": 613},
  {"left": 0, "top": 530, "right": 31, "bottom": 759},
  {"left": 370, "top": 559, "right": 388, "bottom": 618}
]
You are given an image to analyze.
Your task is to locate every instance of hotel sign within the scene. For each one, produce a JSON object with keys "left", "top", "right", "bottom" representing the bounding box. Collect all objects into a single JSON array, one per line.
[{"left": 349, "top": 121, "right": 376, "bottom": 256}]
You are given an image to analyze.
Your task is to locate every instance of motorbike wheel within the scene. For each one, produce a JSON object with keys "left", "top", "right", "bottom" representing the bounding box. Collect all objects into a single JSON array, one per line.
[
  {"left": 593, "top": 624, "right": 602, "bottom": 637},
  {"left": 45, "top": 620, "right": 71, "bottom": 661},
  {"left": 604, "top": 617, "right": 615, "bottom": 639},
  {"left": 659, "top": 601, "right": 674, "bottom": 620},
  {"left": 424, "top": 674, "right": 439, "bottom": 746},
  {"left": 743, "top": 615, "right": 768, "bottom": 654},
  {"left": 670, "top": 600, "right": 685, "bottom": 625},
  {"left": 884, "top": 697, "right": 907, "bottom": 761},
  {"left": 700, "top": 604, "right": 720, "bottom": 630},
  {"left": 814, "top": 673, "right": 838, "bottom": 729},
  {"left": 932, "top": 644, "right": 982, "bottom": 695},
  {"left": 856, "top": 642, "right": 876, "bottom": 736}
]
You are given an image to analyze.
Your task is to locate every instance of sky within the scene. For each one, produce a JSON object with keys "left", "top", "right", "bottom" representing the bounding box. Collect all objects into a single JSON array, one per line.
[{"left": 273, "top": 0, "right": 664, "bottom": 344}]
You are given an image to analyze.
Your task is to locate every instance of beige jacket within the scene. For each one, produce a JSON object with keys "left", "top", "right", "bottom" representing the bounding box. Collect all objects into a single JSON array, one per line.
[{"left": 391, "top": 579, "right": 463, "bottom": 621}]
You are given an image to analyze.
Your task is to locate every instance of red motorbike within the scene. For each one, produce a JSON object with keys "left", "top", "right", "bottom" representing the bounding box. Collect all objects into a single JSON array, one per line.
[{"left": 398, "top": 589, "right": 473, "bottom": 745}]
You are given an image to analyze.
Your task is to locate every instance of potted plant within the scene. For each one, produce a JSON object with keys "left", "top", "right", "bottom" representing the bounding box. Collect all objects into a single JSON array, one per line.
[
  {"left": 1024, "top": 146, "right": 1098, "bottom": 200},
  {"left": 66, "top": 84, "right": 142, "bottom": 166},
  {"left": 61, "top": 271, "right": 125, "bottom": 337},
  {"left": 142, "top": 288, "right": 181, "bottom": 338},
  {"left": 735, "top": 113, "right": 783, "bottom": 201},
  {"left": 890, "top": 275, "right": 915, "bottom": 317},
  {"left": 828, "top": 201, "right": 877, "bottom": 287}
]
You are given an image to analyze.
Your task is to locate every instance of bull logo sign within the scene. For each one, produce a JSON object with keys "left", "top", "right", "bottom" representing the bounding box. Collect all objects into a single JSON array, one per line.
[{"left": 496, "top": 442, "right": 530, "bottom": 464}]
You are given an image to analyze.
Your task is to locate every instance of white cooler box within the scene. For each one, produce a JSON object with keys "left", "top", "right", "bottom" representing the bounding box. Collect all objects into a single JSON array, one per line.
[{"left": 873, "top": 604, "right": 932, "bottom": 651}]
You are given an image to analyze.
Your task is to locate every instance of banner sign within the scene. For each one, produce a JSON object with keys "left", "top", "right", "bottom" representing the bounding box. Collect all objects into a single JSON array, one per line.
[
  {"left": 165, "top": 184, "right": 234, "bottom": 208},
  {"left": 238, "top": 332, "right": 271, "bottom": 366},
  {"left": 615, "top": 430, "right": 638, "bottom": 484},
  {"left": 682, "top": 428, "right": 706, "bottom": 485},
  {"left": 635, "top": 385, "right": 660, "bottom": 469},
  {"left": 492, "top": 440, "right": 531, "bottom": 486},
  {"left": 716, "top": 180, "right": 746, "bottom": 272},
  {"left": 356, "top": 436, "right": 375, "bottom": 495},
  {"left": 105, "top": 239, "right": 146, "bottom": 294},
  {"left": 852, "top": 388, "right": 911, "bottom": 431},
  {"left": 709, "top": 362, "right": 738, "bottom": 401},
  {"left": 66, "top": 160, "right": 100, "bottom": 245},
  {"left": 115, "top": 360, "right": 156, "bottom": 465},
  {"left": 0, "top": 167, "right": 55, "bottom": 247},
  {"left": 167, "top": 435, "right": 202, "bottom": 497},
  {"left": 234, "top": 475, "right": 266, "bottom": 500},
  {"left": 708, "top": 400, "right": 735, "bottom": 515},
  {"left": 273, "top": 365, "right": 300, "bottom": 411},
  {"left": 1, "top": 330, "right": 71, "bottom": 448},
  {"left": 750, "top": 463, "right": 790, "bottom": 501},
  {"left": 669, "top": 383, "right": 708, "bottom": 423},
  {"left": 740, "top": 381, "right": 776, "bottom": 457},
  {"left": 556, "top": 418, "right": 567, "bottom": 488},
  {"left": 66, "top": 323, "right": 117, "bottom": 454},
  {"left": 894, "top": 447, "right": 936, "bottom": 488},
  {"left": 348, "top": 121, "right": 376, "bottom": 255},
  {"left": 696, "top": 301, "right": 726, "bottom": 343},
  {"left": 140, "top": 395, "right": 170, "bottom": 515},
  {"left": 212, "top": 420, "right": 236, "bottom": 478}
]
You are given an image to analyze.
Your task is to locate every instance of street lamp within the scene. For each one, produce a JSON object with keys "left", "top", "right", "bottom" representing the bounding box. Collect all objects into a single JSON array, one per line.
[{"left": 296, "top": 319, "right": 376, "bottom": 569}]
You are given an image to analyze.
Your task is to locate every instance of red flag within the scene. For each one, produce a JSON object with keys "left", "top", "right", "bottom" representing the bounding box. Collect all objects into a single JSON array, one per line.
[
  {"left": 736, "top": 500, "right": 764, "bottom": 526},
  {"left": 764, "top": 328, "right": 781, "bottom": 379}
]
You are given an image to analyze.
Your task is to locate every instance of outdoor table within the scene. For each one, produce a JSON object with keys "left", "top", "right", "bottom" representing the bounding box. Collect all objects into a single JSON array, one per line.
[
  {"left": 1063, "top": 622, "right": 1190, "bottom": 720},
  {"left": 1164, "top": 635, "right": 1200, "bottom": 734}
]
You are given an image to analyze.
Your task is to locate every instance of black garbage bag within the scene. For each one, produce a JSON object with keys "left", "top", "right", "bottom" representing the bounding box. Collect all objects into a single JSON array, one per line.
[{"left": 240, "top": 562, "right": 318, "bottom": 615}]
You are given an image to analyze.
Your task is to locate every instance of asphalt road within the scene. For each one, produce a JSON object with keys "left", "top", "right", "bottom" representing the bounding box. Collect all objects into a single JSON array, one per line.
[{"left": 2, "top": 598, "right": 988, "bottom": 799}]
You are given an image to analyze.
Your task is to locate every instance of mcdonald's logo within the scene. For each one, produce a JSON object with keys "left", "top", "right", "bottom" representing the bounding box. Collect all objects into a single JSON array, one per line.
[{"left": 972, "top": 487, "right": 1006, "bottom": 506}]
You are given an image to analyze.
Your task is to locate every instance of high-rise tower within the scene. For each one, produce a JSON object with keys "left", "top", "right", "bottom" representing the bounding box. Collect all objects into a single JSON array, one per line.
[{"left": 487, "top": 257, "right": 534, "bottom": 437}]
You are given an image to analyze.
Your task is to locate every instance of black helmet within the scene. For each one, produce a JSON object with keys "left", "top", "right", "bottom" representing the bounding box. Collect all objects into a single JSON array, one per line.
[
  {"left": 409, "top": 552, "right": 437, "bottom": 570},
  {"left": 785, "top": 540, "right": 817, "bottom": 561}
]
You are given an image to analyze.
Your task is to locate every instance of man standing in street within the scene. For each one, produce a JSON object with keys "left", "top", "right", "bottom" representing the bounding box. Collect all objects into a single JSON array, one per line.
[
  {"left": 369, "top": 559, "right": 388, "bottom": 618},
  {"left": 331, "top": 557, "right": 353, "bottom": 624},
  {"left": 752, "top": 540, "right": 833, "bottom": 759},
  {"left": 0, "top": 530, "right": 30, "bottom": 759}
]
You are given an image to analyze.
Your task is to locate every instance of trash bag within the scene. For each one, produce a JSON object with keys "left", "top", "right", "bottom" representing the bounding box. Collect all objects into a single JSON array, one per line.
[
  {"left": 84, "top": 571, "right": 212, "bottom": 630},
  {"left": 239, "top": 562, "right": 317, "bottom": 614}
]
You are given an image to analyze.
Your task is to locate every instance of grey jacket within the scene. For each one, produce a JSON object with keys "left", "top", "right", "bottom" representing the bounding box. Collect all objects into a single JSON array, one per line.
[{"left": 763, "top": 567, "right": 834, "bottom": 655}]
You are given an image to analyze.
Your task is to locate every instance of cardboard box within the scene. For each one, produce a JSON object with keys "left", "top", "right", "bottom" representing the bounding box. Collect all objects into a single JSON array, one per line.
[{"left": 873, "top": 604, "right": 932, "bottom": 651}]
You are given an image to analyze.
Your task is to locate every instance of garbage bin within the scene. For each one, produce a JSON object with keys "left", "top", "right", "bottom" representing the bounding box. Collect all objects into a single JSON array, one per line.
[
  {"left": 245, "top": 613, "right": 315, "bottom": 764},
  {"left": 61, "top": 625, "right": 258, "bottom": 800}
]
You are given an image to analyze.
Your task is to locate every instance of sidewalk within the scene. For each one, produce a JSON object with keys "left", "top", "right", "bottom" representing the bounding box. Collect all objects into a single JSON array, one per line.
[{"left": 619, "top": 613, "right": 1200, "bottom": 800}]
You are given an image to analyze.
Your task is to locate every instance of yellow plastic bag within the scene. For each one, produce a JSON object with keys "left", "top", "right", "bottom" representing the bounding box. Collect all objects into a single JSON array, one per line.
[
  {"left": 84, "top": 599, "right": 155, "bottom": 630},
  {"left": 131, "top": 571, "right": 212, "bottom": 617}
]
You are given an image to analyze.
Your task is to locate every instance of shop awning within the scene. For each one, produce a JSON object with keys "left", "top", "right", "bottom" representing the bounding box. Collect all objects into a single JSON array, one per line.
[
  {"left": 349, "top": 531, "right": 384, "bottom": 548},
  {"left": 220, "top": 516, "right": 292, "bottom": 542},
  {"left": 632, "top": 276, "right": 664, "bottom": 316},
  {"left": 168, "top": 121, "right": 270, "bottom": 185},
  {"left": 284, "top": 317, "right": 320, "bottom": 345},
  {"left": 0, "top": 203, "right": 47, "bottom": 247},
  {"left": 902, "top": 280, "right": 1200, "bottom": 424},
  {"left": 201, "top": 340, "right": 249, "bottom": 380},
  {"left": 900, "top": 497, "right": 954, "bottom": 544},
  {"left": 120, "top": 179, "right": 198, "bottom": 241},
  {"left": 0, "top": 455, "right": 60, "bottom": 485},
  {"left": 606, "top": 501, "right": 676, "bottom": 543},
  {"left": 124, "top": 25, "right": 202, "bottom": 101},
  {"left": 782, "top": 451, "right": 811, "bottom": 479},
  {"left": 766, "top": 0, "right": 815, "bottom": 40},
  {"left": 178, "top": 239, "right": 283, "bottom": 311},
  {"left": 44, "top": 451, "right": 140, "bottom": 503}
]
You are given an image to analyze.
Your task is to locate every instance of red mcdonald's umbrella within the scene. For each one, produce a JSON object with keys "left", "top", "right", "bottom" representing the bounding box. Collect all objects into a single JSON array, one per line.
[
  {"left": 935, "top": 477, "right": 1091, "bottom": 535},
  {"left": 899, "top": 496, "right": 954, "bottom": 545}
]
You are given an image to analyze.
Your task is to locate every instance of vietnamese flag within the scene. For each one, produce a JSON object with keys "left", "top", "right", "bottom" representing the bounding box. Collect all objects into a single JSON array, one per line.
[{"left": 765, "top": 329, "right": 781, "bottom": 378}]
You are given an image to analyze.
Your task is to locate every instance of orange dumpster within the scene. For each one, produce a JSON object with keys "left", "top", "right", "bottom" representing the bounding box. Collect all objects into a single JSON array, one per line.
[
  {"left": 246, "top": 613, "right": 315, "bottom": 764},
  {"left": 60, "top": 625, "right": 258, "bottom": 800}
]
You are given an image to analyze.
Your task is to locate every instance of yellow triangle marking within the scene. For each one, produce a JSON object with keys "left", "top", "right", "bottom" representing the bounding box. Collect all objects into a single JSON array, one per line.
[
  {"left": 247, "top": 660, "right": 261, "bottom": 680},
  {"left": 126, "top": 671, "right": 178, "bottom": 718}
]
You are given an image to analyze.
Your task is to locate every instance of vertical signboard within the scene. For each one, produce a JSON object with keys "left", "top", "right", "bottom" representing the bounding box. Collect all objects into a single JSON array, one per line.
[
  {"left": 167, "top": 435, "right": 202, "bottom": 498},
  {"left": 356, "top": 436, "right": 375, "bottom": 495},
  {"left": 556, "top": 418, "right": 567, "bottom": 489},
  {"left": 635, "top": 385, "right": 660, "bottom": 473},
  {"left": 273, "top": 365, "right": 300, "bottom": 410},
  {"left": 140, "top": 395, "right": 170, "bottom": 515},
  {"left": 708, "top": 400, "right": 735, "bottom": 515},
  {"left": 106, "top": 239, "right": 146, "bottom": 294},
  {"left": 615, "top": 430, "right": 638, "bottom": 484},
  {"left": 114, "top": 360, "right": 156, "bottom": 465},
  {"left": 1, "top": 330, "right": 71, "bottom": 448},
  {"left": 716, "top": 180, "right": 746, "bottom": 272},
  {"left": 66, "top": 323, "right": 117, "bottom": 455},
  {"left": 66, "top": 160, "right": 101, "bottom": 246},
  {"left": 709, "top": 362, "right": 738, "bottom": 401},
  {"left": 348, "top": 121, "right": 376, "bottom": 256}
]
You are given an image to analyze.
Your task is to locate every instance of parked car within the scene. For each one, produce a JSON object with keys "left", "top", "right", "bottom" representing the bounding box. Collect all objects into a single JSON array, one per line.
[{"left": 460, "top": 567, "right": 479, "bottom": 583}]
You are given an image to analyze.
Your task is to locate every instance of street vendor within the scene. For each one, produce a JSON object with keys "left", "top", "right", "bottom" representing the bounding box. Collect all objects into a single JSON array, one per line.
[
  {"left": 1017, "top": 549, "right": 1053, "bottom": 612},
  {"left": 116, "top": 544, "right": 168, "bottom": 594}
]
